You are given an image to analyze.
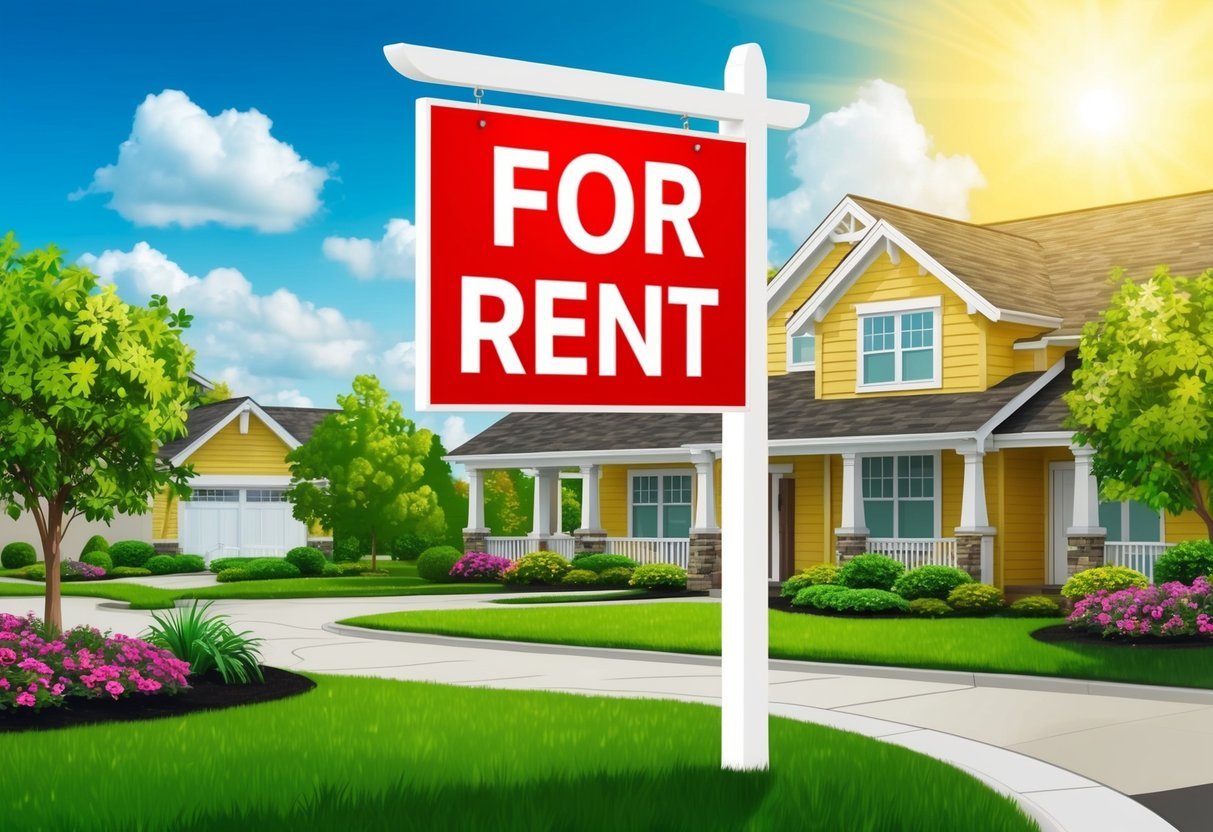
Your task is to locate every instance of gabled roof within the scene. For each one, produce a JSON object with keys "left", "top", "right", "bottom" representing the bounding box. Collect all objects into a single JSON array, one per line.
[{"left": 157, "top": 398, "right": 338, "bottom": 463}]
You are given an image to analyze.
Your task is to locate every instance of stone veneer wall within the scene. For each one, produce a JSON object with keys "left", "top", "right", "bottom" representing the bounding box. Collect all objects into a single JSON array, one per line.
[
  {"left": 953, "top": 534, "right": 985, "bottom": 582},
  {"left": 1066, "top": 535, "right": 1106, "bottom": 576},
  {"left": 835, "top": 534, "right": 867, "bottom": 564},
  {"left": 687, "top": 531, "right": 722, "bottom": 591}
]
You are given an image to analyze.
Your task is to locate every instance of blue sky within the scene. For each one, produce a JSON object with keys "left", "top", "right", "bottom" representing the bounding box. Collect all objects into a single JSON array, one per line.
[{"left": 1, "top": 0, "right": 920, "bottom": 449}]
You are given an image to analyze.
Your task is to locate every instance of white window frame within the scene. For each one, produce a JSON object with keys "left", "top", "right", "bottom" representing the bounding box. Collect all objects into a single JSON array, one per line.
[
  {"left": 627, "top": 468, "right": 694, "bottom": 538},
  {"left": 1100, "top": 499, "right": 1166, "bottom": 543},
  {"left": 860, "top": 451, "right": 943, "bottom": 539},
  {"left": 785, "top": 323, "right": 815, "bottom": 373},
  {"left": 854, "top": 296, "right": 942, "bottom": 393}
]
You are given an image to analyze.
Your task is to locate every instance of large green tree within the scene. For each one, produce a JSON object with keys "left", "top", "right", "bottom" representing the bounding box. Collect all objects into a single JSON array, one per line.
[
  {"left": 285, "top": 375, "right": 439, "bottom": 569},
  {"left": 484, "top": 468, "right": 534, "bottom": 536},
  {"left": 1066, "top": 266, "right": 1213, "bottom": 538},
  {"left": 415, "top": 432, "right": 468, "bottom": 547},
  {"left": 0, "top": 234, "right": 196, "bottom": 633}
]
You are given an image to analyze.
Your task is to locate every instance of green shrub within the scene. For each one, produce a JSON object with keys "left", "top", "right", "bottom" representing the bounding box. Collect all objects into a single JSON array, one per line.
[
  {"left": 947, "top": 583, "right": 1004, "bottom": 614},
  {"left": 209, "top": 557, "right": 246, "bottom": 574},
  {"left": 1060, "top": 565, "right": 1148, "bottom": 600},
  {"left": 80, "top": 549, "right": 114, "bottom": 572},
  {"left": 1, "top": 542, "right": 36, "bottom": 570},
  {"left": 337, "top": 561, "right": 374, "bottom": 576},
  {"left": 501, "top": 552, "right": 573, "bottom": 585},
  {"left": 562, "top": 568, "right": 600, "bottom": 586},
  {"left": 838, "top": 553, "right": 904, "bottom": 591},
  {"left": 21, "top": 564, "right": 46, "bottom": 581},
  {"left": 820, "top": 588, "right": 909, "bottom": 613},
  {"left": 570, "top": 554, "right": 638, "bottom": 573},
  {"left": 389, "top": 534, "right": 429, "bottom": 561},
  {"left": 285, "top": 546, "right": 327, "bottom": 576},
  {"left": 216, "top": 568, "right": 250, "bottom": 583},
  {"left": 1153, "top": 540, "right": 1213, "bottom": 585},
  {"left": 110, "top": 566, "right": 152, "bottom": 578},
  {"left": 1008, "top": 595, "right": 1063, "bottom": 618},
  {"left": 173, "top": 555, "right": 206, "bottom": 574},
  {"left": 908, "top": 598, "right": 953, "bottom": 617},
  {"left": 780, "top": 564, "right": 840, "bottom": 598},
  {"left": 332, "top": 536, "right": 363, "bottom": 563},
  {"left": 109, "top": 540, "right": 155, "bottom": 568},
  {"left": 892, "top": 565, "right": 973, "bottom": 601},
  {"left": 80, "top": 534, "right": 109, "bottom": 557},
  {"left": 791, "top": 584, "right": 851, "bottom": 609},
  {"left": 145, "top": 555, "right": 178, "bottom": 575},
  {"left": 597, "top": 567, "right": 634, "bottom": 586},
  {"left": 416, "top": 545, "right": 463, "bottom": 582},
  {"left": 322, "top": 562, "right": 342, "bottom": 577},
  {"left": 142, "top": 600, "right": 264, "bottom": 684},
  {"left": 629, "top": 563, "right": 687, "bottom": 591},
  {"left": 216, "top": 558, "right": 301, "bottom": 582}
]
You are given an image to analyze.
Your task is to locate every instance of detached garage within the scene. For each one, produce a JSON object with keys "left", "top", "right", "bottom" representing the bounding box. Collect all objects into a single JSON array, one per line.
[{"left": 152, "top": 398, "right": 336, "bottom": 562}]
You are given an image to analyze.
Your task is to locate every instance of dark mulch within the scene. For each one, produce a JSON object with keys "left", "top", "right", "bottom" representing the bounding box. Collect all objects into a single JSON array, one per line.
[
  {"left": 504, "top": 584, "right": 706, "bottom": 597},
  {"left": 0, "top": 666, "right": 315, "bottom": 734},
  {"left": 1031, "top": 624, "right": 1213, "bottom": 650}
]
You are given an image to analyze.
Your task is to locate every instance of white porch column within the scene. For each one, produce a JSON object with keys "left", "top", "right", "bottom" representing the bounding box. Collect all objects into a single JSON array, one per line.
[
  {"left": 1067, "top": 445, "right": 1106, "bottom": 536},
  {"left": 464, "top": 467, "right": 487, "bottom": 531},
  {"left": 579, "top": 465, "right": 603, "bottom": 532},
  {"left": 530, "top": 467, "right": 559, "bottom": 538},
  {"left": 835, "top": 452, "right": 867, "bottom": 535},
  {"left": 957, "top": 450, "right": 994, "bottom": 533},
  {"left": 691, "top": 451, "right": 719, "bottom": 531}
]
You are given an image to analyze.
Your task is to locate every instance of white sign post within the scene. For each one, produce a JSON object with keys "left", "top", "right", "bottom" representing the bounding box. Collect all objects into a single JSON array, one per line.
[{"left": 385, "top": 41, "right": 809, "bottom": 770}]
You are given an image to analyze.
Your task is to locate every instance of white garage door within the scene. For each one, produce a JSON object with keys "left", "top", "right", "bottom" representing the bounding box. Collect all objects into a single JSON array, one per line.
[{"left": 181, "top": 487, "right": 308, "bottom": 562}]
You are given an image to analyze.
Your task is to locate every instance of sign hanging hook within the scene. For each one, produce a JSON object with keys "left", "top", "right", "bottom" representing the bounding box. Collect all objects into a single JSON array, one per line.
[
  {"left": 681, "top": 113, "right": 690, "bottom": 130},
  {"left": 473, "top": 86, "right": 484, "bottom": 106}
]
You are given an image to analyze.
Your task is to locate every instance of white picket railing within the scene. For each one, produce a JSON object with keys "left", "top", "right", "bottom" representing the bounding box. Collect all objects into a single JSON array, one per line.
[
  {"left": 1105, "top": 541, "right": 1173, "bottom": 581},
  {"left": 865, "top": 538, "right": 957, "bottom": 569},
  {"left": 604, "top": 537, "right": 689, "bottom": 568},
  {"left": 484, "top": 537, "right": 536, "bottom": 561}
]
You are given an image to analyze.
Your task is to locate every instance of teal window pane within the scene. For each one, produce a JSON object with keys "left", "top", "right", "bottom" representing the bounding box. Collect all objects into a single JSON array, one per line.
[
  {"left": 862, "top": 315, "right": 895, "bottom": 352},
  {"left": 791, "top": 333, "right": 814, "bottom": 364},
  {"left": 902, "top": 348, "right": 933, "bottom": 381},
  {"left": 863, "top": 457, "right": 894, "bottom": 499},
  {"left": 898, "top": 501, "right": 934, "bottom": 538},
  {"left": 632, "top": 476, "right": 657, "bottom": 505},
  {"left": 900, "top": 311, "right": 934, "bottom": 348},
  {"left": 1128, "top": 501, "right": 1161, "bottom": 542},
  {"left": 1098, "top": 501, "right": 1122, "bottom": 542},
  {"left": 864, "top": 352, "right": 895, "bottom": 384},
  {"left": 663, "top": 505, "right": 692, "bottom": 539},
  {"left": 864, "top": 500, "right": 894, "bottom": 537},
  {"left": 632, "top": 505, "right": 658, "bottom": 537},
  {"left": 663, "top": 475, "right": 691, "bottom": 505}
]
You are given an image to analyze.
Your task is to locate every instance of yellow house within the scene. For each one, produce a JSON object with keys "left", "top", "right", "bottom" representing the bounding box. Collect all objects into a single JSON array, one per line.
[
  {"left": 447, "top": 190, "right": 1213, "bottom": 592},
  {"left": 152, "top": 397, "right": 336, "bottom": 560}
]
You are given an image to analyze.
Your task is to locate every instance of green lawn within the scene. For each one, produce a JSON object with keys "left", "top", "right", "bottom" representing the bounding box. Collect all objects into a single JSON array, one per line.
[
  {"left": 1, "top": 674, "right": 1036, "bottom": 831},
  {"left": 341, "top": 603, "right": 1213, "bottom": 689},
  {"left": 491, "top": 589, "right": 649, "bottom": 605}
]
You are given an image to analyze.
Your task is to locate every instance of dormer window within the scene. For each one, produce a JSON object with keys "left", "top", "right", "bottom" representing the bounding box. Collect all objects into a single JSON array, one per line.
[
  {"left": 855, "top": 297, "right": 941, "bottom": 392},
  {"left": 787, "top": 327, "right": 815, "bottom": 372}
]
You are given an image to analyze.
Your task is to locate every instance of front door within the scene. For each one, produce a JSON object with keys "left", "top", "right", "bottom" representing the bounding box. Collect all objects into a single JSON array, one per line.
[
  {"left": 1048, "top": 462, "right": 1074, "bottom": 584},
  {"left": 769, "top": 476, "right": 795, "bottom": 581}
]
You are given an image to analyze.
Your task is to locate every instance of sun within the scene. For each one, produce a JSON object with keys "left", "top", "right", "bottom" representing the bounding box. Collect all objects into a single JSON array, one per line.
[{"left": 1074, "top": 86, "right": 1128, "bottom": 136}]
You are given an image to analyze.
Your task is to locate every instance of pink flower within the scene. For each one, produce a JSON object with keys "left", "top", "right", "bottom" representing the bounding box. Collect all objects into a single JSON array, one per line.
[
  {"left": 50, "top": 683, "right": 64, "bottom": 696},
  {"left": 0, "top": 648, "right": 15, "bottom": 665},
  {"left": 15, "top": 692, "right": 35, "bottom": 707},
  {"left": 104, "top": 680, "right": 124, "bottom": 698}
]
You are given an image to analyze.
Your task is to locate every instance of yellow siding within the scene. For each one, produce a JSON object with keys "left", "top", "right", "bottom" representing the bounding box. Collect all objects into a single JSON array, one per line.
[
  {"left": 788, "top": 455, "right": 827, "bottom": 570},
  {"left": 189, "top": 417, "right": 294, "bottom": 475},
  {"left": 767, "top": 244, "right": 852, "bottom": 376},
  {"left": 1166, "top": 509, "right": 1207, "bottom": 543},
  {"left": 981, "top": 320, "right": 1052, "bottom": 387},
  {"left": 816, "top": 253, "right": 981, "bottom": 399},
  {"left": 152, "top": 489, "right": 178, "bottom": 540}
]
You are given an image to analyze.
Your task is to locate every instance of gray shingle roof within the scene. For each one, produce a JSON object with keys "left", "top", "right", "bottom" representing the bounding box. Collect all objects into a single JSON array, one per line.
[
  {"left": 157, "top": 399, "right": 338, "bottom": 460},
  {"left": 992, "top": 354, "right": 1079, "bottom": 435}
]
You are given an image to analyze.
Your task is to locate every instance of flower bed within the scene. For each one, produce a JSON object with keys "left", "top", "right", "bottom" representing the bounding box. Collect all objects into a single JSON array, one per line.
[
  {"left": 0, "top": 613, "right": 190, "bottom": 711},
  {"left": 1068, "top": 577, "right": 1213, "bottom": 640}
]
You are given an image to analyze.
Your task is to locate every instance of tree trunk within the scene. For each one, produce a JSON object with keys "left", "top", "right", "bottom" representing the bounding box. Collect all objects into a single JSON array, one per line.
[
  {"left": 370, "top": 529, "right": 378, "bottom": 572},
  {"left": 1190, "top": 477, "right": 1213, "bottom": 540},
  {"left": 40, "top": 528, "right": 62, "bottom": 637}
]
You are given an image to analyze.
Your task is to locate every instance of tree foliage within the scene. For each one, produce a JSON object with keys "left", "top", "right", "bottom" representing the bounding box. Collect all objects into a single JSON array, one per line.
[
  {"left": 198, "top": 380, "right": 234, "bottom": 404},
  {"left": 484, "top": 469, "right": 534, "bottom": 536},
  {"left": 1066, "top": 267, "right": 1213, "bottom": 538},
  {"left": 561, "top": 480, "right": 581, "bottom": 533},
  {"left": 284, "top": 375, "right": 439, "bottom": 569},
  {"left": 0, "top": 233, "right": 196, "bottom": 632},
  {"left": 414, "top": 432, "right": 468, "bottom": 547}
]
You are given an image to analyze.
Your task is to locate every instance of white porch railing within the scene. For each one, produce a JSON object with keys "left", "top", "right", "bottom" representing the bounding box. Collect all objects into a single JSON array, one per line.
[
  {"left": 1105, "top": 541, "right": 1174, "bottom": 581},
  {"left": 604, "top": 537, "right": 689, "bottom": 568},
  {"left": 484, "top": 537, "right": 535, "bottom": 561},
  {"left": 865, "top": 538, "right": 957, "bottom": 569}
]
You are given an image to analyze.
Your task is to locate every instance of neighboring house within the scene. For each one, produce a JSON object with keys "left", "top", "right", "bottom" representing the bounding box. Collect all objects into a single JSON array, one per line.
[
  {"left": 151, "top": 397, "right": 337, "bottom": 560},
  {"left": 446, "top": 189, "right": 1213, "bottom": 592}
]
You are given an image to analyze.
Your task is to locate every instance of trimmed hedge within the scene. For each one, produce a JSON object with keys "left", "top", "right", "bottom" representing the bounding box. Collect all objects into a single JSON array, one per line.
[
  {"left": 1008, "top": 595, "right": 1063, "bottom": 618},
  {"left": 570, "top": 554, "right": 639, "bottom": 573},
  {"left": 389, "top": 534, "right": 429, "bottom": 561},
  {"left": 80, "top": 534, "right": 109, "bottom": 557},
  {"left": 110, "top": 566, "right": 152, "bottom": 578},
  {"left": 598, "top": 567, "right": 634, "bottom": 586},
  {"left": 561, "top": 569, "right": 600, "bottom": 586},
  {"left": 629, "top": 563, "right": 687, "bottom": 591},
  {"left": 838, "top": 554, "right": 904, "bottom": 591},
  {"left": 820, "top": 588, "right": 909, "bottom": 613},
  {"left": 417, "top": 546, "right": 463, "bottom": 583},
  {"left": 947, "top": 583, "right": 1004, "bottom": 614},
  {"left": 791, "top": 584, "right": 851, "bottom": 609},
  {"left": 2, "top": 542, "right": 36, "bottom": 570},
  {"left": 907, "top": 598, "right": 952, "bottom": 617},
  {"left": 174, "top": 555, "right": 205, "bottom": 574},
  {"left": 286, "top": 546, "right": 327, "bottom": 576},
  {"left": 109, "top": 540, "right": 156, "bottom": 569},
  {"left": 892, "top": 565, "right": 973, "bottom": 601},
  {"left": 216, "top": 559, "right": 301, "bottom": 583},
  {"left": 502, "top": 552, "right": 573, "bottom": 586},
  {"left": 780, "top": 564, "right": 840, "bottom": 598},
  {"left": 145, "top": 555, "right": 179, "bottom": 575},
  {"left": 1153, "top": 540, "right": 1213, "bottom": 585},
  {"left": 1061, "top": 565, "right": 1148, "bottom": 601}
]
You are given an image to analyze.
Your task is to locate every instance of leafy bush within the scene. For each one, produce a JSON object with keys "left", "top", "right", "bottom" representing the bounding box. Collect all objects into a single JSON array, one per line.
[
  {"left": 332, "top": 536, "right": 363, "bottom": 564},
  {"left": 1153, "top": 540, "right": 1213, "bottom": 585},
  {"left": 780, "top": 564, "right": 840, "bottom": 598},
  {"left": 216, "top": 568, "right": 250, "bottom": 584},
  {"left": 215, "top": 559, "right": 301, "bottom": 583},
  {"left": 1061, "top": 565, "right": 1148, "bottom": 601},
  {"left": 1069, "top": 577, "right": 1213, "bottom": 638},
  {"left": 173, "top": 555, "right": 206, "bottom": 574},
  {"left": 629, "top": 563, "right": 687, "bottom": 591},
  {"left": 501, "top": 552, "right": 572, "bottom": 586},
  {"left": 145, "top": 555, "right": 179, "bottom": 575},
  {"left": 570, "top": 554, "right": 638, "bottom": 573},
  {"left": 21, "top": 564, "right": 46, "bottom": 581},
  {"left": 285, "top": 546, "right": 327, "bottom": 576},
  {"left": 562, "top": 568, "right": 600, "bottom": 586},
  {"left": 791, "top": 584, "right": 851, "bottom": 609},
  {"left": 110, "top": 566, "right": 152, "bottom": 578},
  {"left": 598, "top": 567, "right": 634, "bottom": 586},
  {"left": 449, "top": 552, "right": 513, "bottom": 582},
  {"left": 908, "top": 598, "right": 953, "bottom": 617},
  {"left": 80, "top": 549, "right": 114, "bottom": 572},
  {"left": 24, "top": 561, "right": 108, "bottom": 582},
  {"left": 1, "top": 542, "right": 36, "bottom": 570},
  {"left": 820, "top": 588, "right": 909, "bottom": 613},
  {"left": 109, "top": 540, "right": 156, "bottom": 568},
  {"left": 80, "top": 534, "right": 109, "bottom": 557},
  {"left": 322, "top": 562, "right": 341, "bottom": 577},
  {"left": 838, "top": 553, "right": 904, "bottom": 591},
  {"left": 417, "top": 545, "right": 463, "bottom": 582},
  {"left": 892, "top": 565, "right": 973, "bottom": 601},
  {"left": 947, "top": 583, "right": 1004, "bottom": 614},
  {"left": 209, "top": 557, "right": 249, "bottom": 574},
  {"left": 389, "top": 534, "right": 429, "bottom": 561},
  {"left": 1008, "top": 595, "right": 1063, "bottom": 618},
  {"left": 142, "top": 600, "right": 264, "bottom": 684},
  {"left": 337, "top": 561, "right": 375, "bottom": 576}
]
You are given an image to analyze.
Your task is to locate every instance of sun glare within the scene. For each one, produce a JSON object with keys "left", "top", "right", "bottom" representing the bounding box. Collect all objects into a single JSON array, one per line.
[{"left": 1075, "top": 86, "right": 1128, "bottom": 135}]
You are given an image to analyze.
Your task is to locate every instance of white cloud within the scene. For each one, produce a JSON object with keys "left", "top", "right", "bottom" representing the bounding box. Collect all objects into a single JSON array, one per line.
[
  {"left": 380, "top": 341, "right": 417, "bottom": 391},
  {"left": 439, "top": 415, "right": 472, "bottom": 452},
  {"left": 75, "top": 90, "right": 330, "bottom": 232},
  {"left": 323, "top": 219, "right": 417, "bottom": 280},
  {"left": 769, "top": 80, "right": 985, "bottom": 240},
  {"left": 213, "top": 367, "right": 315, "bottom": 408}
]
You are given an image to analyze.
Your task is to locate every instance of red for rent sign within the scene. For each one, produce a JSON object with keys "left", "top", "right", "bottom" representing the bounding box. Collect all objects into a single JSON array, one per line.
[{"left": 416, "top": 100, "right": 746, "bottom": 411}]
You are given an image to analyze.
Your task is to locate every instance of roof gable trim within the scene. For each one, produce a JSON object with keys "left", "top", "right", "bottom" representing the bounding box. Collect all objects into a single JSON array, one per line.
[
  {"left": 169, "top": 400, "right": 302, "bottom": 467},
  {"left": 766, "top": 197, "right": 876, "bottom": 318}
]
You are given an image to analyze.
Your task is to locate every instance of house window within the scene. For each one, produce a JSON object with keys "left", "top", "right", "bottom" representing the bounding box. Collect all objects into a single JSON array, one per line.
[
  {"left": 246, "top": 489, "right": 288, "bottom": 503},
  {"left": 862, "top": 455, "right": 936, "bottom": 538},
  {"left": 189, "top": 488, "right": 239, "bottom": 503},
  {"left": 787, "top": 330, "right": 815, "bottom": 371},
  {"left": 1099, "top": 500, "right": 1162, "bottom": 542},
  {"left": 630, "top": 473, "right": 692, "bottom": 538},
  {"left": 856, "top": 298, "right": 941, "bottom": 390}
]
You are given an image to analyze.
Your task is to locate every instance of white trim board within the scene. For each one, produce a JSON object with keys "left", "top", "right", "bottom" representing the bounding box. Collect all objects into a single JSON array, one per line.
[
  {"left": 168, "top": 400, "right": 301, "bottom": 468},
  {"left": 766, "top": 197, "right": 875, "bottom": 317}
]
